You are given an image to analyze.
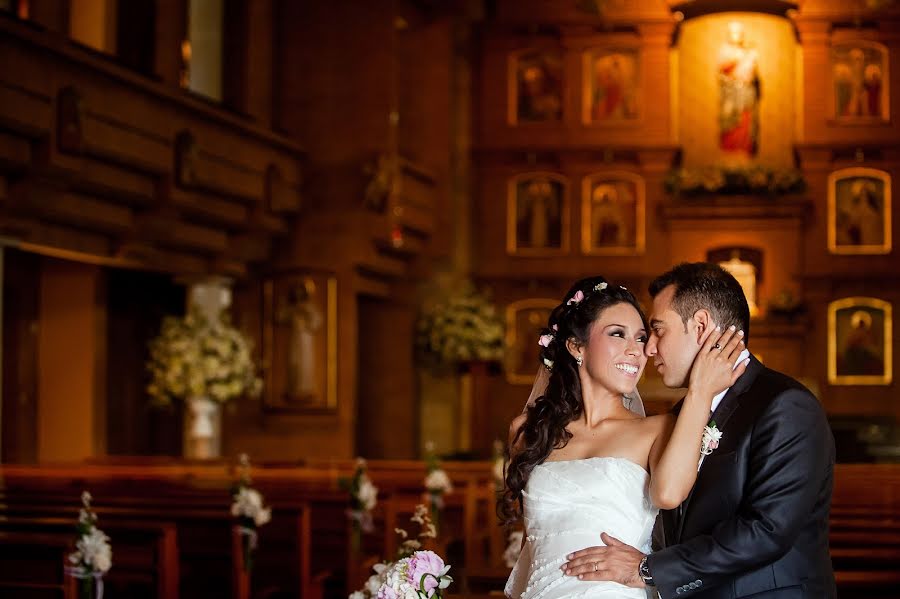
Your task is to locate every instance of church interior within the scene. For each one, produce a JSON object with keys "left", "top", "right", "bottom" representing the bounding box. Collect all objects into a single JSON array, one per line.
[{"left": 1, "top": 0, "right": 899, "bottom": 596}]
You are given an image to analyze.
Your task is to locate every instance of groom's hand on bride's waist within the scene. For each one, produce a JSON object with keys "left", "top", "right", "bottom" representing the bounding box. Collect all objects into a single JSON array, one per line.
[{"left": 561, "top": 532, "right": 645, "bottom": 588}]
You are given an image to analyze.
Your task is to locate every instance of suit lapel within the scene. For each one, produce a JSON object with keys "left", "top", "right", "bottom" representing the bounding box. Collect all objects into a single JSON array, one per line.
[{"left": 673, "top": 354, "right": 763, "bottom": 542}]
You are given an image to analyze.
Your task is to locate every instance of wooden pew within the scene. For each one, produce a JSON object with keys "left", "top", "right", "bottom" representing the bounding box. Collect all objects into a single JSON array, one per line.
[
  {"left": 0, "top": 515, "right": 178, "bottom": 599},
  {"left": 829, "top": 464, "right": 900, "bottom": 596},
  {"left": 0, "top": 530, "right": 77, "bottom": 599},
  {"left": 461, "top": 479, "right": 514, "bottom": 595},
  {"left": 0, "top": 478, "right": 323, "bottom": 599}
]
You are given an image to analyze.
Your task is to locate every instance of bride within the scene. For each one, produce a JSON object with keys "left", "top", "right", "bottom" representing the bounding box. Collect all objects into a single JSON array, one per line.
[{"left": 501, "top": 276, "right": 746, "bottom": 598}]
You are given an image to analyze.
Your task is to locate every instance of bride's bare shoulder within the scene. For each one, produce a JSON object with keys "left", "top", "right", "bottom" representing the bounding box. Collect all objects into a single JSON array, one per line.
[{"left": 638, "top": 412, "right": 676, "bottom": 433}]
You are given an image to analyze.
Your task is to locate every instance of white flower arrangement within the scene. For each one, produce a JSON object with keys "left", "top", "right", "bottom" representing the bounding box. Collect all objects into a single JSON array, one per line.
[
  {"left": 231, "top": 487, "right": 273, "bottom": 527},
  {"left": 146, "top": 306, "right": 263, "bottom": 406},
  {"left": 423, "top": 443, "right": 452, "bottom": 534},
  {"left": 424, "top": 469, "right": 453, "bottom": 496},
  {"left": 349, "top": 505, "right": 452, "bottom": 599},
  {"left": 342, "top": 458, "right": 379, "bottom": 552},
  {"left": 415, "top": 282, "right": 504, "bottom": 371},
  {"left": 344, "top": 458, "right": 378, "bottom": 515},
  {"left": 231, "top": 454, "right": 271, "bottom": 572},
  {"left": 67, "top": 491, "right": 112, "bottom": 598}
]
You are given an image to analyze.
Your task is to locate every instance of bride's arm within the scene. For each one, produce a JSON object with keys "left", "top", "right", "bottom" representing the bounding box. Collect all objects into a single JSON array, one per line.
[
  {"left": 648, "top": 326, "right": 748, "bottom": 509},
  {"left": 508, "top": 412, "right": 527, "bottom": 459}
]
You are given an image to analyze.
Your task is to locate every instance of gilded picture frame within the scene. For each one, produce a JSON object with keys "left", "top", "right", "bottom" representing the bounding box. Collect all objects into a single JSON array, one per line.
[
  {"left": 828, "top": 297, "right": 892, "bottom": 386},
  {"left": 507, "top": 172, "right": 570, "bottom": 256},
  {"left": 262, "top": 273, "right": 337, "bottom": 412},
  {"left": 508, "top": 48, "right": 564, "bottom": 125},
  {"left": 581, "top": 171, "right": 645, "bottom": 256},
  {"left": 830, "top": 41, "right": 890, "bottom": 123},
  {"left": 505, "top": 298, "right": 558, "bottom": 385},
  {"left": 581, "top": 47, "right": 640, "bottom": 125},
  {"left": 827, "top": 167, "right": 892, "bottom": 255}
]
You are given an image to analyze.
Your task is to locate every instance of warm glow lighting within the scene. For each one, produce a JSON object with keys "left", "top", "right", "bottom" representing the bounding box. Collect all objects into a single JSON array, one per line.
[
  {"left": 391, "top": 225, "right": 404, "bottom": 248},
  {"left": 180, "top": 39, "right": 192, "bottom": 88}
]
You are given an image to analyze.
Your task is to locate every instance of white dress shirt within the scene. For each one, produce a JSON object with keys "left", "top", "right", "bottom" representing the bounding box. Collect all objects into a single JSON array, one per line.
[{"left": 710, "top": 349, "right": 750, "bottom": 414}]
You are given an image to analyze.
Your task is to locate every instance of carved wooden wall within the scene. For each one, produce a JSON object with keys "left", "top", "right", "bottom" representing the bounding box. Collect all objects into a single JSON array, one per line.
[{"left": 471, "top": 0, "right": 900, "bottom": 455}]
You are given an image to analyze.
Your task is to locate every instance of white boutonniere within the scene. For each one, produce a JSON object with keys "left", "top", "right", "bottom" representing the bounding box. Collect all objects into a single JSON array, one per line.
[
  {"left": 698, "top": 421, "right": 723, "bottom": 470},
  {"left": 701, "top": 421, "right": 722, "bottom": 455}
]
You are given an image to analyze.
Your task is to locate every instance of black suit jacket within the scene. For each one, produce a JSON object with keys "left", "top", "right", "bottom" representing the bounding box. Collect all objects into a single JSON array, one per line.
[{"left": 647, "top": 355, "right": 836, "bottom": 599}]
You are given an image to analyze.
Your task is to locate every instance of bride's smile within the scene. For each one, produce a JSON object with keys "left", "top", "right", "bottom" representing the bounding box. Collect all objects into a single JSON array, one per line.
[{"left": 573, "top": 301, "right": 648, "bottom": 399}]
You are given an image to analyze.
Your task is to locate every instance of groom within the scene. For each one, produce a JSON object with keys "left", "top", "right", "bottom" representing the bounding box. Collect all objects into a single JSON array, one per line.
[{"left": 562, "top": 262, "right": 836, "bottom": 598}]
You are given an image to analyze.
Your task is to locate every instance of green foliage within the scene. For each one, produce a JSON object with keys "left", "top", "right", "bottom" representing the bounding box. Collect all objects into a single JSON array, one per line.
[{"left": 665, "top": 165, "right": 806, "bottom": 197}]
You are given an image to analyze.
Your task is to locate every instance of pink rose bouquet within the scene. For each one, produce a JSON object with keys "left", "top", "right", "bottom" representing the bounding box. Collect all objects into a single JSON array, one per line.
[{"left": 376, "top": 550, "right": 453, "bottom": 599}]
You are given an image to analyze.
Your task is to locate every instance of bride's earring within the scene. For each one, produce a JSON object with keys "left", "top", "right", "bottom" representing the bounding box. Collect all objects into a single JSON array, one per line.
[{"left": 575, "top": 356, "right": 584, "bottom": 366}]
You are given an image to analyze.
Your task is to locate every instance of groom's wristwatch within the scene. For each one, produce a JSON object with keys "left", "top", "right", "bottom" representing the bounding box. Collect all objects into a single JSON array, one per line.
[{"left": 639, "top": 555, "right": 655, "bottom": 587}]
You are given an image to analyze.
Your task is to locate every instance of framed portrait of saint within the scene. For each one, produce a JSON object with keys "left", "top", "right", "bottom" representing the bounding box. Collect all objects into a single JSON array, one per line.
[
  {"left": 831, "top": 41, "right": 889, "bottom": 122},
  {"left": 828, "top": 297, "right": 892, "bottom": 386},
  {"left": 828, "top": 168, "right": 891, "bottom": 255},
  {"left": 507, "top": 173, "right": 569, "bottom": 256},
  {"left": 581, "top": 172, "right": 645, "bottom": 255},
  {"left": 505, "top": 299, "right": 557, "bottom": 385},
  {"left": 509, "top": 49, "right": 564, "bottom": 125},
  {"left": 262, "top": 273, "right": 337, "bottom": 412},
  {"left": 582, "top": 48, "right": 639, "bottom": 124}
]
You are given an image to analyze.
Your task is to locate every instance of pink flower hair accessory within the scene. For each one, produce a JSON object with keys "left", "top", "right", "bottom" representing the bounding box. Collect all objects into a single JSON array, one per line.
[
  {"left": 537, "top": 324, "right": 559, "bottom": 348},
  {"left": 567, "top": 290, "right": 585, "bottom": 305}
]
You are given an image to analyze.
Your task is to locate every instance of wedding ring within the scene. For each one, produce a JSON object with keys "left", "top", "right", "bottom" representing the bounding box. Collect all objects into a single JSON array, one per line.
[{"left": 713, "top": 343, "right": 721, "bottom": 350}]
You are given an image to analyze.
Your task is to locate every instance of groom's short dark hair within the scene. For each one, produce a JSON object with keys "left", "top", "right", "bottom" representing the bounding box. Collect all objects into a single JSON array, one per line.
[{"left": 649, "top": 262, "right": 751, "bottom": 341}]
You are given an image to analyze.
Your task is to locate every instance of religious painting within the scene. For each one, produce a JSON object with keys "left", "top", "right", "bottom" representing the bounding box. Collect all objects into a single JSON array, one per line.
[
  {"left": 262, "top": 273, "right": 337, "bottom": 412},
  {"left": 718, "top": 21, "right": 760, "bottom": 157},
  {"left": 507, "top": 173, "right": 569, "bottom": 255},
  {"left": 828, "top": 297, "right": 892, "bottom": 386},
  {"left": 509, "top": 49, "right": 563, "bottom": 124},
  {"left": 581, "top": 172, "right": 645, "bottom": 255},
  {"left": 583, "top": 48, "right": 639, "bottom": 123},
  {"left": 828, "top": 168, "right": 892, "bottom": 255},
  {"left": 505, "top": 299, "right": 557, "bottom": 385},
  {"left": 831, "top": 42, "right": 889, "bottom": 122}
]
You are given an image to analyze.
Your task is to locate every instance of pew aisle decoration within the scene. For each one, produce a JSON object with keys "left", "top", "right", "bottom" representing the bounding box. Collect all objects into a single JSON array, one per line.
[
  {"left": 341, "top": 457, "right": 379, "bottom": 553},
  {"left": 146, "top": 306, "right": 263, "bottom": 458},
  {"left": 415, "top": 281, "right": 504, "bottom": 372},
  {"left": 231, "top": 454, "right": 272, "bottom": 572},
  {"left": 67, "top": 491, "right": 112, "bottom": 599},
  {"left": 423, "top": 442, "right": 453, "bottom": 533},
  {"left": 349, "top": 504, "right": 453, "bottom": 599}
]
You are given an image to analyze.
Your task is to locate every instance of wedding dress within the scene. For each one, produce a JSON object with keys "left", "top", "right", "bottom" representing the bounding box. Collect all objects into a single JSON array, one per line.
[{"left": 505, "top": 457, "right": 658, "bottom": 599}]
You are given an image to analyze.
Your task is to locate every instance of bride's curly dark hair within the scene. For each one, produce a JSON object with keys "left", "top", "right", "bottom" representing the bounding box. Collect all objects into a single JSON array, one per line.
[{"left": 498, "top": 276, "right": 647, "bottom": 526}]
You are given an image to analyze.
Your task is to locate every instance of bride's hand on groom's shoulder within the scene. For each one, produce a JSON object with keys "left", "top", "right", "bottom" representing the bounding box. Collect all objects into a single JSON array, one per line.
[
  {"left": 560, "top": 532, "right": 645, "bottom": 588},
  {"left": 689, "top": 324, "right": 748, "bottom": 399}
]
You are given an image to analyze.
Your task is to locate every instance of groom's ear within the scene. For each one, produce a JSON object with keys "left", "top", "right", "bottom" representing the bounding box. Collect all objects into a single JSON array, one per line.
[{"left": 691, "top": 309, "right": 714, "bottom": 344}]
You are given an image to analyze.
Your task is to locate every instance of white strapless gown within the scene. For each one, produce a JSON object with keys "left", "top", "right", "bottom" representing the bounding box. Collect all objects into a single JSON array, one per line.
[{"left": 505, "top": 457, "right": 658, "bottom": 599}]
